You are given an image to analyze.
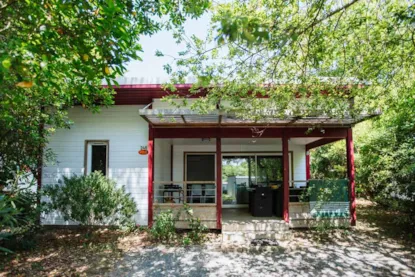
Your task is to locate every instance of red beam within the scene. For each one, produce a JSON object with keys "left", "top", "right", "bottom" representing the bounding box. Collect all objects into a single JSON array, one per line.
[
  {"left": 148, "top": 126, "right": 154, "bottom": 227},
  {"left": 282, "top": 134, "right": 290, "bottom": 223},
  {"left": 346, "top": 128, "right": 356, "bottom": 226},
  {"left": 111, "top": 84, "right": 194, "bottom": 90},
  {"left": 216, "top": 137, "right": 222, "bottom": 229},
  {"left": 305, "top": 138, "right": 343, "bottom": 151},
  {"left": 153, "top": 128, "right": 348, "bottom": 139}
]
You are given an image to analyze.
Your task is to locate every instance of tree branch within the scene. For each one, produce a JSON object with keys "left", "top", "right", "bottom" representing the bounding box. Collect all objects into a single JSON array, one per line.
[{"left": 303, "top": 0, "right": 361, "bottom": 33}]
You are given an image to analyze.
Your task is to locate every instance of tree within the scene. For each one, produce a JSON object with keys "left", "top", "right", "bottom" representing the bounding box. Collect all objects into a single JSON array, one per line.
[
  {"left": 310, "top": 94, "right": 415, "bottom": 229},
  {"left": 162, "top": 0, "right": 414, "bottom": 122},
  {"left": 0, "top": 1, "right": 209, "bottom": 187},
  {"left": 310, "top": 142, "right": 346, "bottom": 180}
]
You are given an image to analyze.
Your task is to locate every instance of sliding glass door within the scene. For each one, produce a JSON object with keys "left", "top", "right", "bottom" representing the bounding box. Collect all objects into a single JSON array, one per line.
[
  {"left": 222, "top": 156, "right": 255, "bottom": 207},
  {"left": 222, "top": 155, "right": 283, "bottom": 207},
  {"left": 256, "top": 156, "right": 283, "bottom": 187}
]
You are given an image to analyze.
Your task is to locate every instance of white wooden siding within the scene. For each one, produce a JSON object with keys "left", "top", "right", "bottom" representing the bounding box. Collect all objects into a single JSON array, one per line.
[
  {"left": 42, "top": 105, "right": 149, "bottom": 226},
  {"left": 154, "top": 139, "right": 172, "bottom": 181}
]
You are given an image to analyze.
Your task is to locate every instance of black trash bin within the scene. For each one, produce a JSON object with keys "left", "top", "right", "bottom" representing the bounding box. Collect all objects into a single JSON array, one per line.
[{"left": 251, "top": 187, "right": 273, "bottom": 217}]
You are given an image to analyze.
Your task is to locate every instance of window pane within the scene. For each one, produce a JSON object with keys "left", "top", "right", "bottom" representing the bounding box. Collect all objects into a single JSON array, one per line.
[
  {"left": 186, "top": 155, "right": 215, "bottom": 181},
  {"left": 222, "top": 156, "right": 255, "bottom": 205},
  {"left": 256, "top": 156, "right": 283, "bottom": 186},
  {"left": 91, "top": 145, "right": 107, "bottom": 175}
]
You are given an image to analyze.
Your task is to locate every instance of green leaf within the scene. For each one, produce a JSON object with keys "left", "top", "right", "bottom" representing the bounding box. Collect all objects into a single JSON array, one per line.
[{"left": 2, "top": 59, "right": 11, "bottom": 69}]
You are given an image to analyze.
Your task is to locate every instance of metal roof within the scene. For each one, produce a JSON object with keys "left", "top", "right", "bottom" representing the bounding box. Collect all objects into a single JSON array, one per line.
[{"left": 139, "top": 108, "right": 379, "bottom": 128}]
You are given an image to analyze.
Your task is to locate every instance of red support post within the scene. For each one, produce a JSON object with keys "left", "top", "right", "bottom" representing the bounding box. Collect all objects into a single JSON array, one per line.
[
  {"left": 216, "top": 137, "right": 222, "bottom": 229},
  {"left": 148, "top": 126, "right": 155, "bottom": 227},
  {"left": 346, "top": 128, "right": 356, "bottom": 226},
  {"left": 306, "top": 151, "right": 311, "bottom": 180},
  {"left": 282, "top": 134, "right": 290, "bottom": 223}
]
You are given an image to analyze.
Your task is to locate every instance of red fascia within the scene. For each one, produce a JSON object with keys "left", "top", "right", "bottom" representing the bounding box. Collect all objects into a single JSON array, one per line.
[
  {"left": 109, "top": 84, "right": 207, "bottom": 105},
  {"left": 108, "top": 84, "right": 359, "bottom": 105}
]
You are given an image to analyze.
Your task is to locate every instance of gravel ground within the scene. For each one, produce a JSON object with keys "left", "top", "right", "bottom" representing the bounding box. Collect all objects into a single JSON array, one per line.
[{"left": 108, "top": 231, "right": 415, "bottom": 277}]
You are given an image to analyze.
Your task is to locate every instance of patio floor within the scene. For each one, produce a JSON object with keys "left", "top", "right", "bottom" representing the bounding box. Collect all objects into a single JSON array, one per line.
[{"left": 222, "top": 208, "right": 283, "bottom": 223}]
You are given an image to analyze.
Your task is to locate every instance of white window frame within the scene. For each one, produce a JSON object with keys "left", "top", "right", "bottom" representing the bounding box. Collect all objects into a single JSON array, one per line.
[{"left": 84, "top": 140, "right": 109, "bottom": 176}]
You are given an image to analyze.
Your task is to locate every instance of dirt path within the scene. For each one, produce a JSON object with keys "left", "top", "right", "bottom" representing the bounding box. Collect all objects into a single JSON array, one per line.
[
  {"left": 109, "top": 200, "right": 415, "bottom": 277},
  {"left": 1, "top": 200, "right": 414, "bottom": 276},
  {"left": 109, "top": 232, "right": 415, "bottom": 276}
]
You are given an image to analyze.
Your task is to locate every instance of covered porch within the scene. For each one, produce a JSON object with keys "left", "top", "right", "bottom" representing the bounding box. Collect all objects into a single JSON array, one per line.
[{"left": 145, "top": 126, "right": 356, "bottom": 230}]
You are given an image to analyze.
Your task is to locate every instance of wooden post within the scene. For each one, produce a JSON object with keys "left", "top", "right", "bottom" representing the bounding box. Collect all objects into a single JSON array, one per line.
[
  {"left": 148, "top": 126, "right": 154, "bottom": 227},
  {"left": 346, "top": 128, "right": 356, "bottom": 226},
  {"left": 216, "top": 137, "right": 222, "bottom": 229},
  {"left": 306, "top": 150, "right": 311, "bottom": 180},
  {"left": 282, "top": 134, "right": 290, "bottom": 223}
]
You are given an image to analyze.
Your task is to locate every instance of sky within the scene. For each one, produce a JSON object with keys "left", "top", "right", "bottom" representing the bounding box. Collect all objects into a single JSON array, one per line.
[{"left": 118, "top": 13, "right": 211, "bottom": 85}]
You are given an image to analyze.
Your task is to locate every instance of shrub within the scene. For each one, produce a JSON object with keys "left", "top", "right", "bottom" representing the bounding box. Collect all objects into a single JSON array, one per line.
[
  {"left": 183, "top": 204, "right": 207, "bottom": 244},
  {"left": 0, "top": 170, "right": 44, "bottom": 253},
  {"left": 43, "top": 171, "right": 137, "bottom": 229},
  {"left": 149, "top": 204, "right": 207, "bottom": 245},
  {"left": 0, "top": 194, "right": 19, "bottom": 253},
  {"left": 149, "top": 209, "right": 178, "bottom": 243}
]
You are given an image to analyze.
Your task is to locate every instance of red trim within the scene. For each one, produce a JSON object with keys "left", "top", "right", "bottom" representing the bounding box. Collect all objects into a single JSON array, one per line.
[
  {"left": 109, "top": 84, "right": 194, "bottom": 89},
  {"left": 148, "top": 126, "right": 155, "bottom": 227},
  {"left": 306, "top": 152, "right": 311, "bottom": 180},
  {"left": 282, "top": 134, "right": 290, "bottom": 223},
  {"left": 153, "top": 128, "right": 348, "bottom": 139},
  {"left": 305, "top": 138, "right": 343, "bottom": 151},
  {"left": 170, "top": 145, "right": 173, "bottom": 181},
  {"left": 346, "top": 128, "right": 356, "bottom": 226},
  {"left": 216, "top": 137, "right": 222, "bottom": 229},
  {"left": 107, "top": 84, "right": 357, "bottom": 105}
]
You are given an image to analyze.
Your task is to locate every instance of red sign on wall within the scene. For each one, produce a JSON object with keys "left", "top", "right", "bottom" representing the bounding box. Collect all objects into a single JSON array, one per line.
[{"left": 139, "top": 146, "right": 148, "bottom": 155}]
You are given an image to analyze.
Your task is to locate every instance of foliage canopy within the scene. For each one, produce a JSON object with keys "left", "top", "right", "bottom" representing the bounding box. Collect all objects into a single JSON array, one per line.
[
  {"left": 0, "top": 0, "right": 209, "bottom": 184},
  {"left": 164, "top": 0, "right": 414, "bottom": 122}
]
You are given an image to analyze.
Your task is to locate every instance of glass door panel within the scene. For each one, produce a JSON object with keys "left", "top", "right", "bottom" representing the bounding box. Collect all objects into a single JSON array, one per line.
[
  {"left": 222, "top": 156, "right": 255, "bottom": 206},
  {"left": 256, "top": 156, "right": 283, "bottom": 187}
]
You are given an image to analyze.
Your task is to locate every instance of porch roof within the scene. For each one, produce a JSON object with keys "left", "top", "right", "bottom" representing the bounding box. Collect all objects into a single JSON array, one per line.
[{"left": 139, "top": 108, "right": 379, "bottom": 128}]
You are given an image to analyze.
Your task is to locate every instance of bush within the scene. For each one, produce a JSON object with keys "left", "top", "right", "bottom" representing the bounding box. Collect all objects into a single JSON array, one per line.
[
  {"left": 0, "top": 194, "right": 19, "bottom": 253},
  {"left": 44, "top": 171, "right": 137, "bottom": 229},
  {"left": 149, "top": 209, "right": 178, "bottom": 243},
  {"left": 149, "top": 204, "right": 207, "bottom": 245},
  {"left": 183, "top": 204, "right": 207, "bottom": 244},
  {"left": 0, "top": 170, "right": 44, "bottom": 253}
]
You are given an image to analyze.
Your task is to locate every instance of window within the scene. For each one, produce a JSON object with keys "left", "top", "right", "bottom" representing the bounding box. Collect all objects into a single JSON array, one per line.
[
  {"left": 256, "top": 156, "right": 283, "bottom": 186},
  {"left": 186, "top": 154, "right": 215, "bottom": 181},
  {"left": 85, "top": 141, "right": 109, "bottom": 176},
  {"left": 185, "top": 154, "right": 216, "bottom": 204},
  {"left": 153, "top": 154, "right": 217, "bottom": 205}
]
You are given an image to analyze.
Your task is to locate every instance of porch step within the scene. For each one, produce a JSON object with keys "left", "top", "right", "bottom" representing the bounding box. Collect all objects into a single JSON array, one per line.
[
  {"left": 222, "top": 220, "right": 289, "bottom": 232},
  {"left": 222, "top": 219, "right": 291, "bottom": 246},
  {"left": 222, "top": 231, "right": 292, "bottom": 246}
]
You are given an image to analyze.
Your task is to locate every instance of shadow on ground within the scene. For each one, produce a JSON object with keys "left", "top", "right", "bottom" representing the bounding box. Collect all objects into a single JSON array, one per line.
[
  {"left": 109, "top": 235, "right": 415, "bottom": 277},
  {"left": 109, "top": 200, "right": 415, "bottom": 277}
]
